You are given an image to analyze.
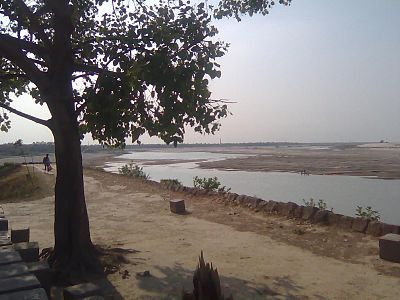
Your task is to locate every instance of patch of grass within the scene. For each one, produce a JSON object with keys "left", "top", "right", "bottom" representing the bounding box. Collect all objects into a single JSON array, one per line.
[
  {"left": 0, "top": 162, "right": 20, "bottom": 178},
  {"left": 118, "top": 162, "right": 149, "bottom": 179},
  {"left": 160, "top": 178, "right": 182, "bottom": 186},
  {"left": 193, "top": 176, "right": 231, "bottom": 192},
  {"left": 0, "top": 166, "right": 41, "bottom": 201},
  {"left": 355, "top": 206, "right": 380, "bottom": 221}
]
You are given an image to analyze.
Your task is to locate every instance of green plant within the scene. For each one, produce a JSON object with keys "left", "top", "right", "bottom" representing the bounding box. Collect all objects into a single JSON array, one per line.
[
  {"left": 355, "top": 206, "right": 380, "bottom": 221},
  {"left": 160, "top": 179, "right": 182, "bottom": 186},
  {"left": 302, "top": 198, "right": 327, "bottom": 210},
  {"left": 193, "top": 176, "right": 231, "bottom": 192},
  {"left": 118, "top": 162, "right": 149, "bottom": 179}
]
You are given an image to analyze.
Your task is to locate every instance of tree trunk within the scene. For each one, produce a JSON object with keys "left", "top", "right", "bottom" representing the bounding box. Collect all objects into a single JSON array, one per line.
[{"left": 47, "top": 97, "right": 98, "bottom": 276}]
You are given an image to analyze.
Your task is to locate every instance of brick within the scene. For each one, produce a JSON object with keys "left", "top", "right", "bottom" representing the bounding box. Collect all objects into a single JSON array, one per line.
[
  {"left": 0, "top": 274, "right": 40, "bottom": 295},
  {"left": 0, "top": 288, "right": 47, "bottom": 300},
  {"left": 11, "top": 229, "right": 30, "bottom": 244},
  {"left": 302, "top": 207, "right": 318, "bottom": 221},
  {"left": 352, "top": 218, "right": 369, "bottom": 233},
  {"left": 0, "top": 220, "right": 7, "bottom": 232},
  {"left": 63, "top": 282, "right": 101, "bottom": 300},
  {"left": 0, "top": 263, "right": 28, "bottom": 279},
  {"left": 169, "top": 199, "right": 186, "bottom": 214},
  {"left": 13, "top": 242, "right": 39, "bottom": 262},
  {"left": 379, "top": 234, "right": 400, "bottom": 263},
  {"left": 0, "top": 249, "right": 22, "bottom": 266}
]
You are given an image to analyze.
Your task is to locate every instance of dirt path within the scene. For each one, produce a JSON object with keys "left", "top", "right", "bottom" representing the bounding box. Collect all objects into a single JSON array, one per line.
[{"left": 2, "top": 168, "right": 400, "bottom": 299}]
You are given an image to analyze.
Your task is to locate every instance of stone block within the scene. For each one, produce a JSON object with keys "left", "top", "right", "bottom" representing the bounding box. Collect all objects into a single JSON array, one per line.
[
  {"left": 0, "top": 274, "right": 40, "bottom": 295},
  {"left": 11, "top": 229, "right": 30, "bottom": 244},
  {"left": 379, "top": 233, "right": 400, "bottom": 263},
  {"left": 0, "top": 263, "right": 28, "bottom": 279},
  {"left": 294, "top": 205, "right": 304, "bottom": 219},
  {"left": 0, "top": 288, "right": 47, "bottom": 300},
  {"left": 352, "top": 218, "right": 369, "bottom": 233},
  {"left": 256, "top": 200, "right": 268, "bottom": 209},
  {"left": 0, "top": 220, "right": 7, "bottom": 232},
  {"left": 0, "top": 249, "right": 22, "bottom": 266},
  {"left": 366, "top": 221, "right": 383, "bottom": 236},
  {"left": 338, "top": 216, "right": 354, "bottom": 230},
  {"left": 63, "top": 282, "right": 101, "bottom": 300},
  {"left": 169, "top": 199, "right": 186, "bottom": 214},
  {"left": 313, "top": 210, "right": 331, "bottom": 225},
  {"left": 26, "top": 261, "right": 52, "bottom": 294},
  {"left": 327, "top": 213, "right": 342, "bottom": 226},
  {"left": 13, "top": 242, "right": 39, "bottom": 262},
  {"left": 302, "top": 207, "right": 318, "bottom": 221},
  {"left": 244, "top": 197, "right": 261, "bottom": 209}
]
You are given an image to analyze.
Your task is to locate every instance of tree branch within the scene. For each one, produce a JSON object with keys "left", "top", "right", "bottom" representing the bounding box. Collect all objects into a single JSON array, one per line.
[
  {"left": 0, "top": 34, "right": 48, "bottom": 59},
  {"left": 14, "top": 0, "right": 52, "bottom": 48},
  {"left": 0, "top": 102, "right": 50, "bottom": 128},
  {"left": 0, "top": 34, "right": 49, "bottom": 90}
]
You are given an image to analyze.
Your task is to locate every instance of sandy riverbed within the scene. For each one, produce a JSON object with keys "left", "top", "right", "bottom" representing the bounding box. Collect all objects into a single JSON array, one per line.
[{"left": 2, "top": 166, "right": 400, "bottom": 299}]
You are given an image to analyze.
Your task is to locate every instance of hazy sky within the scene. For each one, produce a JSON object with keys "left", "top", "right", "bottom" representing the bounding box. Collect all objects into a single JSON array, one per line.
[{"left": 1, "top": 0, "right": 399, "bottom": 144}]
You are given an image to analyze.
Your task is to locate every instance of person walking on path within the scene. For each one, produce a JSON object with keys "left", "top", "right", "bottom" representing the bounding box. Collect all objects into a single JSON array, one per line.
[{"left": 42, "top": 154, "right": 52, "bottom": 172}]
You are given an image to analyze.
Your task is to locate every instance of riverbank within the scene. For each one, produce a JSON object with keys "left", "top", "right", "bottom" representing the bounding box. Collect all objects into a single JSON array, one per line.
[{"left": 2, "top": 167, "right": 400, "bottom": 299}]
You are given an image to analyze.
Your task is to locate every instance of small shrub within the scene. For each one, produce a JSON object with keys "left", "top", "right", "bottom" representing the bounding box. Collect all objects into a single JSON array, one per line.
[
  {"left": 355, "top": 206, "right": 380, "bottom": 221},
  {"left": 118, "top": 162, "right": 149, "bottom": 179},
  {"left": 160, "top": 178, "right": 182, "bottom": 186},
  {"left": 302, "top": 198, "right": 327, "bottom": 210},
  {"left": 0, "top": 163, "right": 19, "bottom": 178},
  {"left": 193, "top": 176, "right": 231, "bottom": 193}
]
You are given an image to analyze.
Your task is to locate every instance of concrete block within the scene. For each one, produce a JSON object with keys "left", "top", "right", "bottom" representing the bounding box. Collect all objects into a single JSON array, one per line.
[
  {"left": 0, "top": 263, "right": 28, "bottom": 279},
  {"left": 0, "top": 220, "right": 7, "bottom": 232},
  {"left": 63, "top": 282, "right": 101, "bottom": 300},
  {"left": 169, "top": 199, "right": 186, "bottom": 214},
  {"left": 302, "top": 207, "right": 318, "bottom": 221},
  {"left": 0, "top": 288, "right": 47, "bottom": 300},
  {"left": 0, "top": 274, "right": 40, "bottom": 295},
  {"left": 338, "top": 216, "right": 354, "bottom": 230},
  {"left": 11, "top": 229, "right": 29, "bottom": 244},
  {"left": 294, "top": 205, "right": 304, "bottom": 219},
  {"left": 327, "top": 213, "right": 342, "bottom": 226},
  {"left": 379, "top": 233, "right": 400, "bottom": 263},
  {"left": 0, "top": 249, "right": 22, "bottom": 266},
  {"left": 13, "top": 242, "right": 39, "bottom": 262},
  {"left": 313, "top": 210, "right": 331, "bottom": 225},
  {"left": 366, "top": 221, "right": 383, "bottom": 236},
  {"left": 26, "top": 261, "right": 52, "bottom": 293},
  {"left": 352, "top": 218, "right": 369, "bottom": 233}
]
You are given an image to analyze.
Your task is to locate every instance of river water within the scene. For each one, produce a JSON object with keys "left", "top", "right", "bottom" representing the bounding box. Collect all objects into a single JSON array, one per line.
[{"left": 104, "top": 150, "right": 400, "bottom": 225}]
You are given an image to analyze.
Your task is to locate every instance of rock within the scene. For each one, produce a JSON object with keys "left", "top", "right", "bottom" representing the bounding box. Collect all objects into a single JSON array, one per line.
[
  {"left": 136, "top": 270, "right": 151, "bottom": 278},
  {"left": 294, "top": 206, "right": 304, "bottom": 219},
  {"left": 379, "top": 233, "right": 400, "bottom": 263},
  {"left": 169, "top": 199, "right": 186, "bottom": 214},
  {"left": 256, "top": 200, "right": 268, "bottom": 209},
  {"left": 313, "top": 210, "right": 331, "bottom": 225},
  {"left": 338, "top": 216, "right": 354, "bottom": 230},
  {"left": 352, "top": 218, "right": 370, "bottom": 233},
  {"left": 234, "top": 195, "right": 247, "bottom": 205},
  {"left": 301, "top": 207, "right": 318, "bottom": 221},
  {"left": 227, "top": 193, "right": 238, "bottom": 202},
  {"left": 264, "top": 201, "right": 277, "bottom": 213},
  {"left": 281, "top": 202, "right": 298, "bottom": 218},
  {"left": 245, "top": 196, "right": 262, "bottom": 209}
]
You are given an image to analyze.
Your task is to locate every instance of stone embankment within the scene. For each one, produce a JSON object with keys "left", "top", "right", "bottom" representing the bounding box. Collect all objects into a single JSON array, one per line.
[{"left": 152, "top": 180, "right": 399, "bottom": 237}]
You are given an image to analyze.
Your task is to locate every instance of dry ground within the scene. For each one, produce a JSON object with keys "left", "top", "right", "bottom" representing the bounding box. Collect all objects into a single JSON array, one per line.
[{"left": 2, "top": 166, "right": 400, "bottom": 299}]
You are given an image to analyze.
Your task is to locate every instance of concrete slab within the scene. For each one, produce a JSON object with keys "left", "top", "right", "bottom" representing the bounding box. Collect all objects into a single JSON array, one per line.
[
  {"left": 0, "top": 274, "right": 41, "bottom": 295},
  {"left": 169, "top": 199, "right": 186, "bottom": 214},
  {"left": 0, "top": 288, "right": 47, "bottom": 299},
  {"left": 12, "top": 242, "right": 39, "bottom": 262},
  {"left": 63, "top": 282, "right": 101, "bottom": 300},
  {"left": 0, "top": 263, "right": 29, "bottom": 279},
  {"left": 379, "top": 233, "right": 400, "bottom": 263},
  {"left": 26, "top": 262, "right": 52, "bottom": 293},
  {"left": 0, "top": 250, "right": 22, "bottom": 266}
]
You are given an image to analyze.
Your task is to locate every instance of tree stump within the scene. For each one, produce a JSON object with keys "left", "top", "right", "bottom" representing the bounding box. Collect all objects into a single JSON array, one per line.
[{"left": 170, "top": 199, "right": 186, "bottom": 214}]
